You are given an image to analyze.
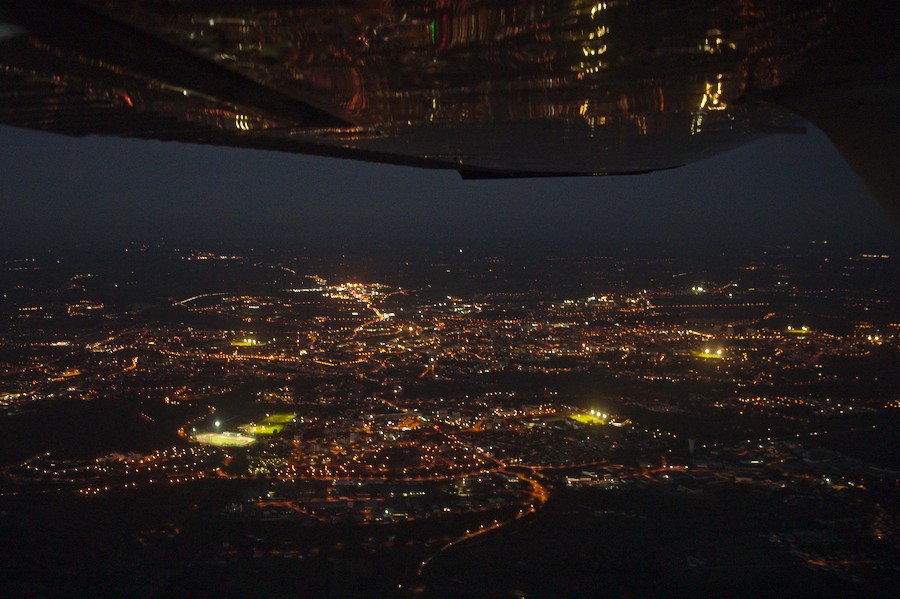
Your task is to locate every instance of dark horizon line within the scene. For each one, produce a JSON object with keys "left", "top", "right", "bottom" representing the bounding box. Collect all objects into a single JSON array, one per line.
[{"left": 2, "top": 236, "right": 898, "bottom": 261}]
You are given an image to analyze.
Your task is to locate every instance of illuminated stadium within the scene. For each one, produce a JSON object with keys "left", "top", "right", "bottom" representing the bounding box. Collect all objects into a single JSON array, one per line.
[{"left": 193, "top": 431, "right": 256, "bottom": 448}]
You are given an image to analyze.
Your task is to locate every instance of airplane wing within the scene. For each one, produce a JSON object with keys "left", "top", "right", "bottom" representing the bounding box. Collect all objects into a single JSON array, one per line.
[{"left": 0, "top": 0, "right": 896, "bottom": 216}]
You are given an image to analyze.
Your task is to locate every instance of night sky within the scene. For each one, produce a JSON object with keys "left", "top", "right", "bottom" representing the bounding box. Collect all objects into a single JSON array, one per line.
[{"left": 1, "top": 123, "right": 897, "bottom": 253}]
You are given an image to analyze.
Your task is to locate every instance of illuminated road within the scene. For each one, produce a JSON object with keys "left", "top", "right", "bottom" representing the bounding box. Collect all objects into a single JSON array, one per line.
[
  {"left": 417, "top": 466, "right": 548, "bottom": 576},
  {"left": 173, "top": 292, "right": 231, "bottom": 306},
  {"left": 87, "top": 328, "right": 134, "bottom": 351}
]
